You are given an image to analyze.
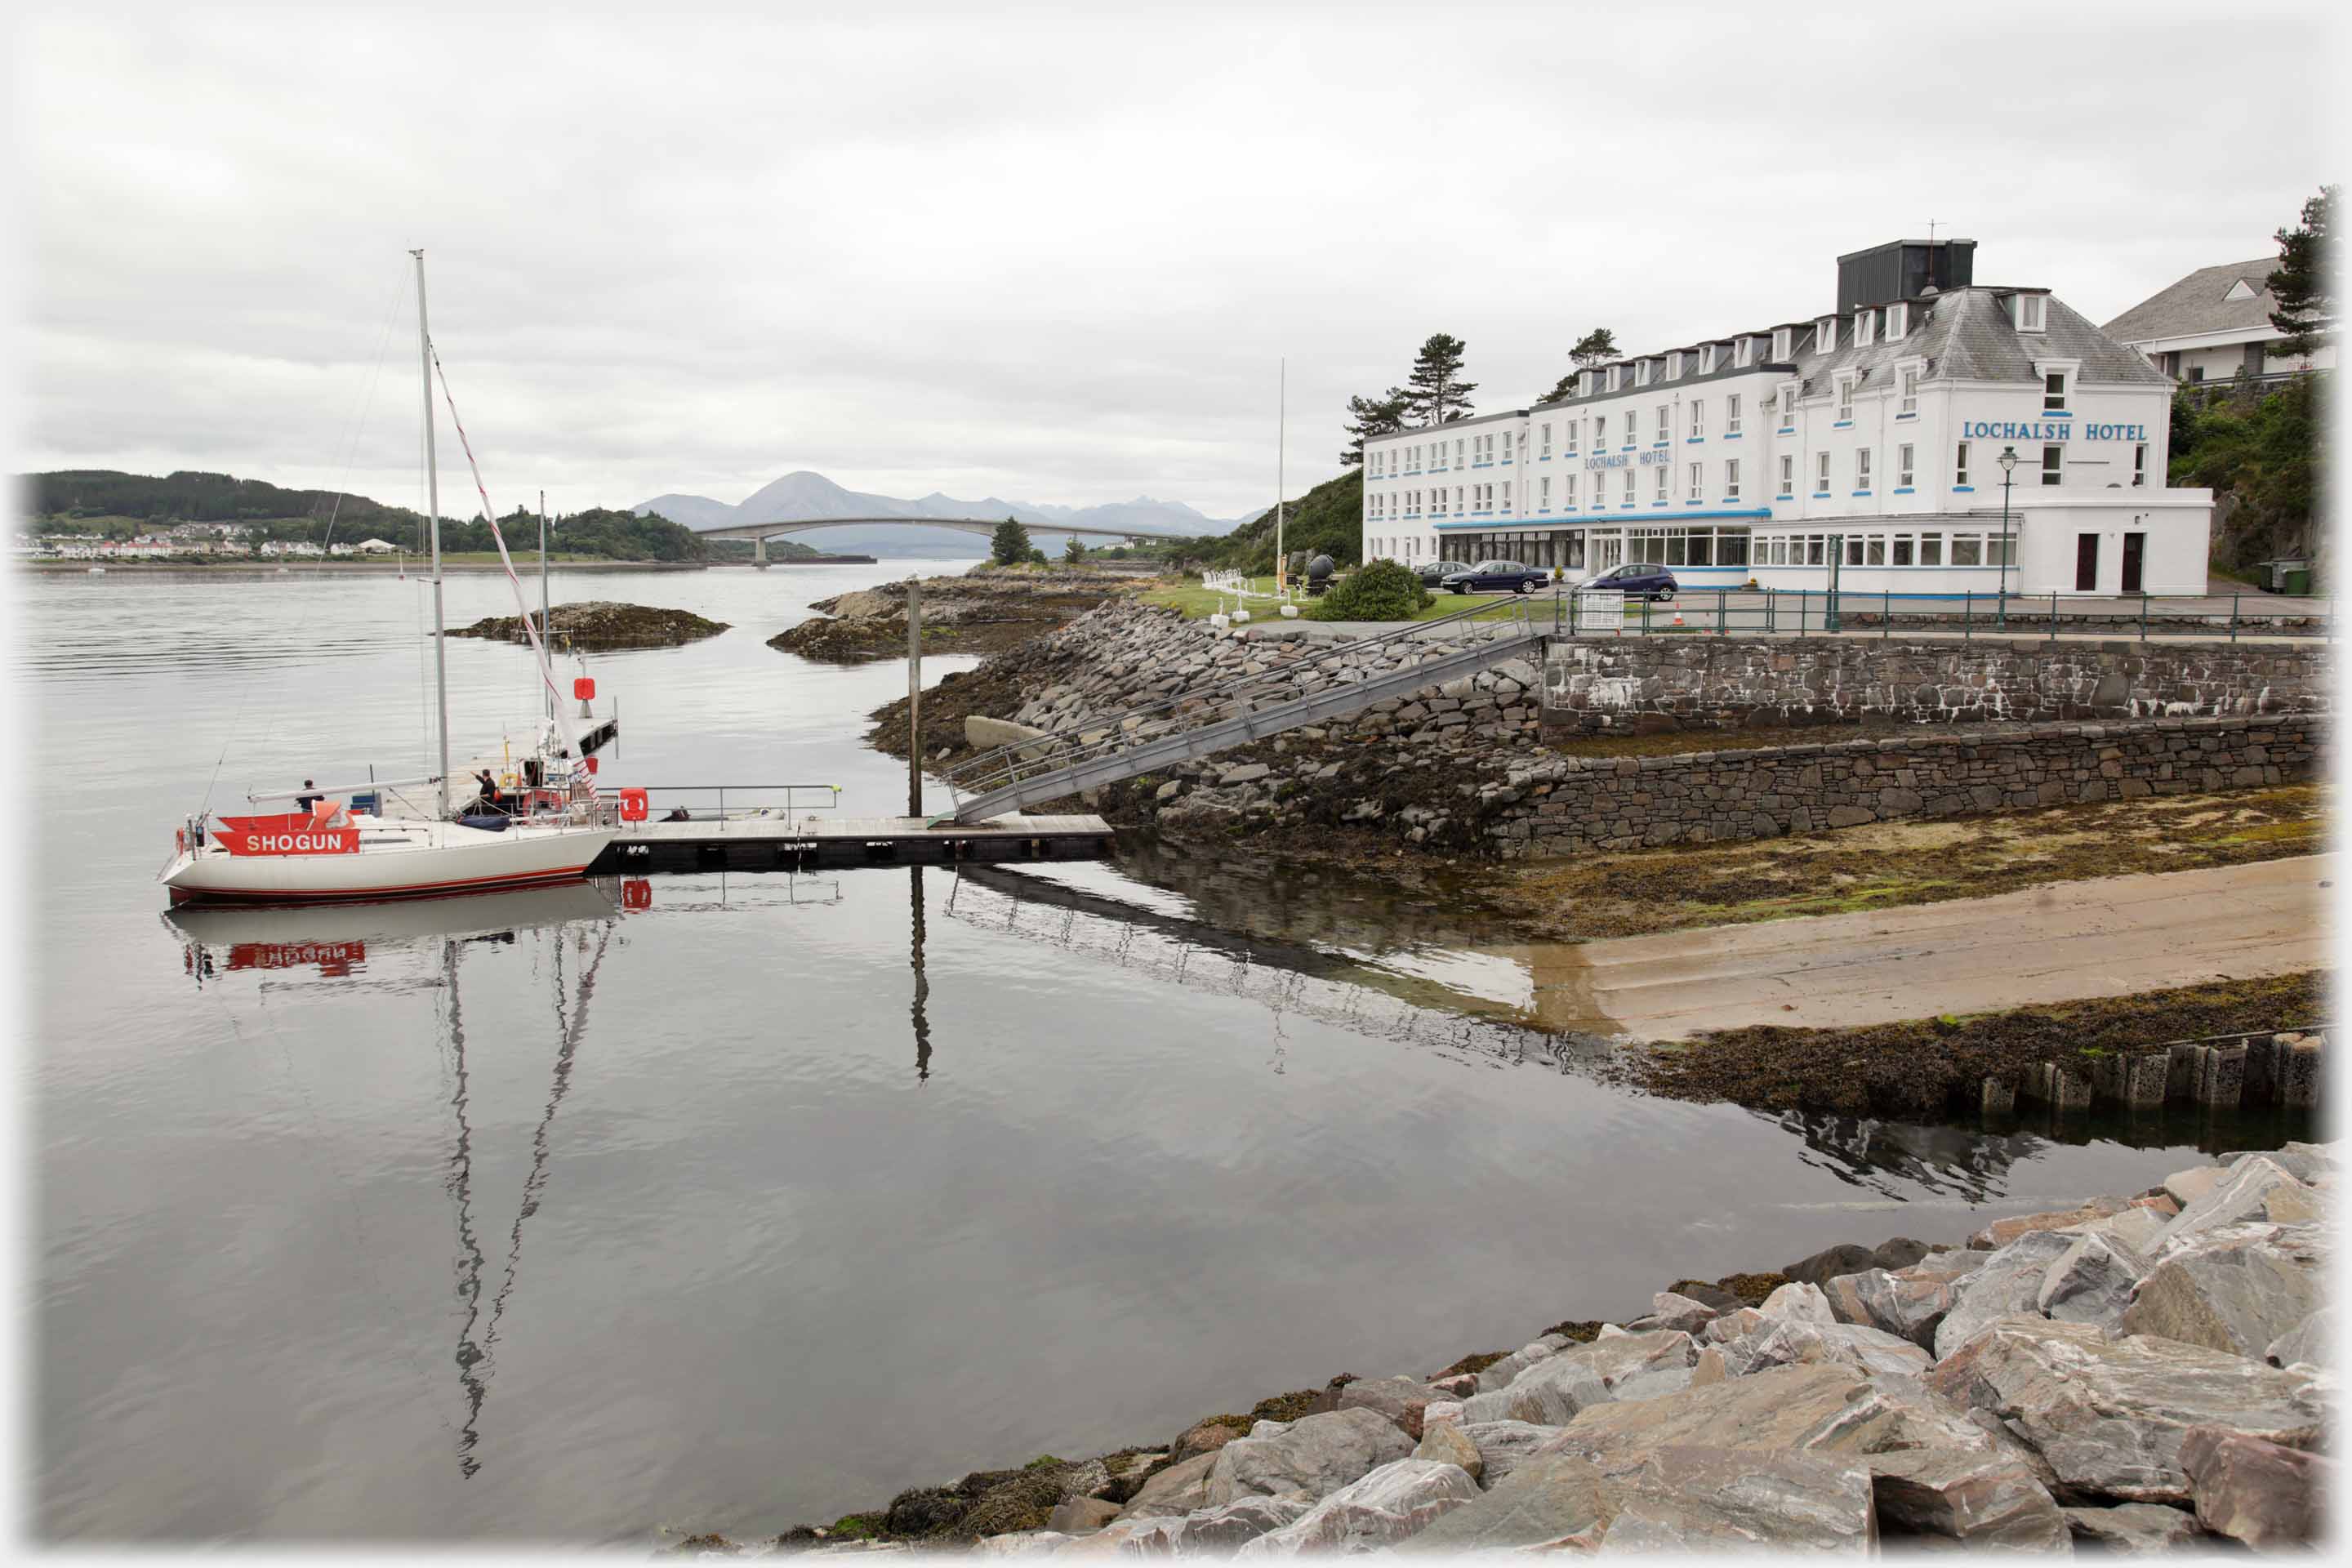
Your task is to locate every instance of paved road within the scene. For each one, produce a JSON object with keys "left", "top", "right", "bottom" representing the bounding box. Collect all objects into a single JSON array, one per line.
[{"left": 1515, "top": 854, "right": 2333, "bottom": 1042}]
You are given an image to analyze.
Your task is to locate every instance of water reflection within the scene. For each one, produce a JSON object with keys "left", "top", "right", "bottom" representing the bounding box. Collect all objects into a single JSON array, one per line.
[{"left": 167, "top": 883, "right": 625, "bottom": 1482}]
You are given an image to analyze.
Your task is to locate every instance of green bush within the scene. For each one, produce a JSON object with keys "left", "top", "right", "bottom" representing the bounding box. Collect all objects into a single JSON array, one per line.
[{"left": 1311, "top": 558, "right": 1432, "bottom": 621}]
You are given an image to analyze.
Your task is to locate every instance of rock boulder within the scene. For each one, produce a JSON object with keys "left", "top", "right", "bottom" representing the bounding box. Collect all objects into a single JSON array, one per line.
[
  {"left": 2121, "top": 1222, "right": 2326, "bottom": 1359},
  {"left": 1204, "top": 1407, "right": 1414, "bottom": 1507},
  {"left": 1235, "top": 1459, "right": 1478, "bottom": 1555},
  {"left": 1866, "top": 1447, "right": 2070, "bottom": 1550},
  {"left": 2178, "top": 1423, "right": 2328, "bottom": 1547}
]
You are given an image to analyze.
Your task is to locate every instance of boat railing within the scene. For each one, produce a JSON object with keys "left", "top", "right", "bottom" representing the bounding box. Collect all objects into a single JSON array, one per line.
[{"left": 595, "top": 783, "right": 844, "bottom": 831}]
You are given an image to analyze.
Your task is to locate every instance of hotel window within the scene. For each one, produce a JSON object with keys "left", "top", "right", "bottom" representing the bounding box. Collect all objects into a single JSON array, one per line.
[
  {"left": 1952, "top": 535, "right": 1983, "bottom": 566},
  {"left": 1806, "top": 535, "right": 1826, "bottom": 565},
  {"left": 1655, "top": 404, "right": 1668, "bottom": 442},
  {"left": 1855, "top": 310, "right": 1875, "bottom": 348},
  {"left": 1725, "top": 458, "right": 1741, "bottom": 500},
  {"left": 1866, "top": 537, "right": 1886, "bottom": 566},
  {"left": 2043, "top": 370, "right": 2067, "bottom": 412},
  {"left": 1778, "top": 454, "right": 1795, "bottom": 496},
  {"left": 1623, "top": 469, "right": 1637, "bottom": 505},
  {"left": 1886, "top": 302, "right": 1908, "bottom": 339},
  {"left": 1816, "top": 316, "right": 1837, "bottom": 352},
  {"left": 2042, "top": 445, "right": 2062, "bottom": 485},
  {"left": 1735, "top": 336, "right": 1753, "bottom": 368},
  {"left": 1455, "top": 485, "right": 1465, "bottom": 513},
  {"left": 1846, "top": 536, "right": 1865, "bottom": 566},
  {"left": 1726, "top": 394, "right": 1742, "bottom": 434},
  {"left": 1778, "top": 386, "right": 1796, "bottom": 427},
  {"left": 1955, "top": 441, "right": 1971, "bottom": 487},
  {"left": 1540, "top": 475, "right": 1551, "bottom": 508},
  {"left": 1686, "top": 461, "right": 1702, "bottom": 501},
  {"left": 1667, "top": 352, "right": 1682, "bottom": 380},
  {"left": 1919, "top": 532, "right": 1943, "bottom": 565},
  {"left": 1773, "top": 326, "right": 1792, "bottom": 361},
  {"left": 1596, "top": 413, "right": 1607, "bottom": 447},
  {"left": 1565, "top": 473, "right": 1577, "bottom": 506},
  {"left": 1502, "top": 480, "right": 1512, "bottom": 511},
  {"left": 1897, "top": 444, "right": 1914, "bottom": 488},
  {"left": 1539, "top": 423, "right": 1552, "bottom": 458},
  {"left": 1900, "top": 368, "right": 1918, "bottom": 416},
  {"left": 2133, "top": 443, "right": 2148, "bottom": 487},
  {"left": 1700, "top": 344, "right": 1716, "bottom": 373},
  {"left": 1565, "top": 419, "right": 1579, "bottom": 456},
  {"left": 1836, "top": 378, "right": 1855, "bottom": 422},
  {"left": 1855, "top": 447, "right": 1872, "bottom": 491},
  {"left": 1892, "top": 535, "right": 1913, "bottom": 565},
  {"left": 2016, "top": 293, "right": 2047, "bottom": 332},
  {"left": 1815, "top": 451, "right": 1831, "bottom": 493},
  {"left": 1655, "top": 464, "right": 1668, "bottom": 502},
  {"left": 1606, "top": 366, "right": 1621, "bottom": 393},
  {"left": 1456, "top": 438, "right": 1466, "bottom": 465},
  {"left": 1690, "top": 401, "right": 1704, "bottom": 439},
  {"left": 1637, "top": 359, "right": 1651, "bottom": 386}
]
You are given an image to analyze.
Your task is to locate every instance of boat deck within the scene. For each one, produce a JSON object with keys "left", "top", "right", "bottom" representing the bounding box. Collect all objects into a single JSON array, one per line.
[{"left": 591, "top": 812, "right": 1116, "bottom": 873}]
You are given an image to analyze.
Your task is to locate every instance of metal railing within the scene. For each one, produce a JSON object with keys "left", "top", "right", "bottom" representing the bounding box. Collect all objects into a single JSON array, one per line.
[
  {"left": 1543, "top": 587, "right": 2334, "bottom": 644},
  {"left": 600, "top": 783, "right": 842, "bottom": 829},
  {"left": 943, "top": 594, "right": 1539, "bottom": 811}
]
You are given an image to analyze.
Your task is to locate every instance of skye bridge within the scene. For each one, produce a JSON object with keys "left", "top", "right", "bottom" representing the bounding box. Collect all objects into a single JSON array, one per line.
[{"left": 696, "top": 515, "right": 1196, "bottom": 565}]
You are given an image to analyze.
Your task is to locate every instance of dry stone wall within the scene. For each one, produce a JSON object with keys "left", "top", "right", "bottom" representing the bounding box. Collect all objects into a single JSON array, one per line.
[
  {"left": 1543, "top": 637, "right": 2328, "bottom": 735},
  {"left": 1486, "top": 715, "right": 2323, "bottom": 858}
]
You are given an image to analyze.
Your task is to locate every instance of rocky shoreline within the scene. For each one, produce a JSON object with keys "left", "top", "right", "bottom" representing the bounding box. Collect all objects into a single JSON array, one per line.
[
  {"left": 669, "top": 1141, "right": 2334, "bottom": 1556},
  {"left": 451, "top": 599, "right": 728, "bottom": 648},
  {"left": 769, "top": 571, "right": 1138, "bottom": 662}
]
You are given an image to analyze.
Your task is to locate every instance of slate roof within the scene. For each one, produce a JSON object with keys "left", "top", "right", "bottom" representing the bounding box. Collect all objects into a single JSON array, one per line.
[
  {"left": 2101, "top": 259, "right": 2280, "bottom": 344},
  {"left": 1531, "top": 286, "right": 2167, "bottom": 412}
]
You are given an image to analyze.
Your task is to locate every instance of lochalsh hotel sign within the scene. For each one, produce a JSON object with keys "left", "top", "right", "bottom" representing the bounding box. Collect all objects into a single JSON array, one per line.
[
  {"left": 1584, "top": 450, "right": 1679, "bottom": 470},
  {"left": 1960, "top": 420, "right": 2151, "bottom": 443}
]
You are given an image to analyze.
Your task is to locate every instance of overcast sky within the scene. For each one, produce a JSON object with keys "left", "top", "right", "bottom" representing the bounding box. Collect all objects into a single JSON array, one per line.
[{"left": 11, "top": 1, "right": 2341, "bottom": 522}]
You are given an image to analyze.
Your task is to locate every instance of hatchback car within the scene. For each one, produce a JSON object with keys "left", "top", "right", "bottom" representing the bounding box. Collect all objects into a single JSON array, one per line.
[
  {"left": 1439, "top": 559, "right": 1550, "bottom": 594},
  {"left": 1415, "top": 559, "right": 1472, "bottom": 587},
  {"left": 1575, "top": 562, "right": 1678, "bottom": 601}
]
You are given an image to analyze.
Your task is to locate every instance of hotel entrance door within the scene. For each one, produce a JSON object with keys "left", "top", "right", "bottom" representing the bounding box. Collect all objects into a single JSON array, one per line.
[{"left": 1592, "top": 534, "right": 1624, "bottom": 573}]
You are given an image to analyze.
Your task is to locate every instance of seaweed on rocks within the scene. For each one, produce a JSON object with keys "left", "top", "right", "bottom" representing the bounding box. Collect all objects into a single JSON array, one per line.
[{"left": 449, "top": 600, "right": 728, "bottom": 648}]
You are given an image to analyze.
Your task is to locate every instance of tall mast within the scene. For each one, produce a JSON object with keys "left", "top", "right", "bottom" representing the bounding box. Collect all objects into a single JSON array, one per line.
[
  {"left": 412, "top": 248, "right": 452, "bottom": 818},
  {"left": 1276, "top": 357, "right": 1287, "bottom": 590},
  {"left": 538, "top": 488, "right": 550, "bottom": 724}
]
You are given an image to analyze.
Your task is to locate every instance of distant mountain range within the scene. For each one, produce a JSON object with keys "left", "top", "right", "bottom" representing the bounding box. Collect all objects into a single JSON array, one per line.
[{"left": 632, "top": 471, "right": 1243, "bottom": 557}]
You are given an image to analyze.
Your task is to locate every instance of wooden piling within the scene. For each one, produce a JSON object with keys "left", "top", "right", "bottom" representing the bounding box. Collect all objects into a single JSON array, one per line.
[{"left": 907, "top": 577, "right": 923, "bottom": 817}]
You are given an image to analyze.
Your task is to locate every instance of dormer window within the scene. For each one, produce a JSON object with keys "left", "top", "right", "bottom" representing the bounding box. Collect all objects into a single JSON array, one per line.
[
  {"left": 1699, "top": 344, "right": 1716, "bottom": 374},
  {"left": 1667, "top": 352, "right": 1682, "bottom": 380},
  {"left": 1735, "top": 336, "right": 1753, "bottom": 368},
  {"left": 1581, "top": 369, "right": 1597, "bottom": 397},
  {"left": 2015, "top": 293, "right": 2047, "bottom": 332},
  {"left": 1606, "top": 366, "right": 1621, "bottom": 393},
  {"left": 2044, "top": 369, "right": 2068, "bottom": 411},
  {"left": 1836, "top": 377, "right": 1855, "bottom": 422},
  {"left": 1816, "top": 316, "right": 1837, "bottom": 353},
  {"left": 1855, "top": 310, "right": 1876, "bottom": 349},
  {"left": 1636, "top": 359, "right": 1652, "bottom": 387},
  {"left": 1886, "top": 302, "right": 1908, "bottom": 339},
  {"left": 1773, "top": 327, "right": 1793, "bottom": 361}
]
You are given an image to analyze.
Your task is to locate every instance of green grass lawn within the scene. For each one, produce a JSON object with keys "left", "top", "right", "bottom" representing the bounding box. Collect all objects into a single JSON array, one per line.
[{"left": 1143, "top": 575, "right": 1494, "bottom": 622}]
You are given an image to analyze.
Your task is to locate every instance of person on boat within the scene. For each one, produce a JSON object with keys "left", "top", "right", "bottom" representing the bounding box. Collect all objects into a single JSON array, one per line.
[
  {"left": 473, "top": 768, "right": 509, "bottom": 816},
  {"left": 293, "top": 779, "right": 323, "bottom": 812}
]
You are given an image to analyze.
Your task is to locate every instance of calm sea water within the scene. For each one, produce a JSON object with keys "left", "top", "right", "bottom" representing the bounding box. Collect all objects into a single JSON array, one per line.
[{"left": 22, "top": 562, "right": 2271, "bottom": 1544}]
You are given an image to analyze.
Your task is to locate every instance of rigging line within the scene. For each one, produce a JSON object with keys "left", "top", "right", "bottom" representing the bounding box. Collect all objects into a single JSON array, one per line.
[
  {"left": 318, "top": 263, "right": 412, "bottom": 555},
  {"left": 425, "top": 345, "right": 564, "bottom": 715}
]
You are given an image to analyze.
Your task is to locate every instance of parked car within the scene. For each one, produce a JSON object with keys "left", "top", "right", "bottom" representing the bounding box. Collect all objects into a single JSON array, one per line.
[
  {"left": 1416, "top": 559, "right": 1472, "bottom": 587},
  {"left": 1438, "top": 559, "right": 1549, "bottom": 594},
  {"left": 1574, "top": 562, "right": 1678, "bottom": 601}
]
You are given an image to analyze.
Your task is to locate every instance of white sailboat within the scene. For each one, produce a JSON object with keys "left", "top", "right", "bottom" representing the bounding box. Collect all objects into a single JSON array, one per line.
[{"left": 160, "top": 250, "right": 617, "bottom": 906}]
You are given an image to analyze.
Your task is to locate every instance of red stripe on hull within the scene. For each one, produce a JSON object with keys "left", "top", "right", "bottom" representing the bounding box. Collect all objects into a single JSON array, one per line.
[{"left": 167, "top": 862, "right": 600, "bottom": 908}]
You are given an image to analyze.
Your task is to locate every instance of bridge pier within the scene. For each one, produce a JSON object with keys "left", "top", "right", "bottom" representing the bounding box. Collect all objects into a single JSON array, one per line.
[{"left": 754, "top": 537, "right": 768, "bottom": 569}]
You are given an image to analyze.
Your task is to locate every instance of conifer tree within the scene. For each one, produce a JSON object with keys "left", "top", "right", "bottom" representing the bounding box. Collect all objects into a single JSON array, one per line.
[
  {"left": 2267, "top": 185, "right": 2336, "bottom": 358},
  {"left": 1404, "top": 334, "right": 1477, "bottom": 426},
  {"left": 990, "top": 516, "right": 1031, "bottom": 566},
  {"left": 1547, "top": 327, "right": 1621, "bottom": 401},
  {"left": 1339, "top": 388, "right": 1410, "bottom": 464}
]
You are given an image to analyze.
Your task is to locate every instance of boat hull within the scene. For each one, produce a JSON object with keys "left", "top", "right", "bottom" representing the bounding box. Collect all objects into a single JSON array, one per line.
[{"left": 162, "top": 822, "right": 617, "bottom": 906}]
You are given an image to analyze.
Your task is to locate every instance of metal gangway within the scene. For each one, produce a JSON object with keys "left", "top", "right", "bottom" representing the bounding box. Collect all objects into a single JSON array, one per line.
[{"left": 940, "top": 595, "right": 1544, "bottom": 822}]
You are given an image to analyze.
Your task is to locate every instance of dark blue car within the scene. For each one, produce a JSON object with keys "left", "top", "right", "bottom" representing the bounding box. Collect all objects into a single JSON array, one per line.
[
  {"left": 1438, "top": 559, "right": 1549, "bottom": 595},
  {"left": 1575, "top": 562, "right": 1677, "bottom": 601}
]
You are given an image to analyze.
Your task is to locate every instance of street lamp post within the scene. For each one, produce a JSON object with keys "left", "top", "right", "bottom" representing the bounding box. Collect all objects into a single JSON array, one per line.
[{"left": 1996, "top": 445, "right": 2019, "bottom": 627}]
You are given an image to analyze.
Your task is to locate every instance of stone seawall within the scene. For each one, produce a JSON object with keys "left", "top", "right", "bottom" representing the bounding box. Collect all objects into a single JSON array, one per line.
[
  {"left": 1487, "top": 714, "right": 2324, "bottom": 857},
  {"left": 1542, "top": 636, "right": 2329, "bottom": 735}
]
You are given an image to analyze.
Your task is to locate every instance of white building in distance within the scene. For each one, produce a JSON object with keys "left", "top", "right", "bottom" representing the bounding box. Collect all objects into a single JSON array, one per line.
[
  {"left": 2102, "top": 256, "right": 2333, "bottom": 384},
  {"left": 1361, "top": 239, "right": 2211, "bottom": 598}
]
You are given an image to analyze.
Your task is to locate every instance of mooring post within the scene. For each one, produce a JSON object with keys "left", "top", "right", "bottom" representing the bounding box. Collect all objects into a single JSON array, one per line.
[{"left": 907, "top": 577, "right": 924, "bottom": 817}]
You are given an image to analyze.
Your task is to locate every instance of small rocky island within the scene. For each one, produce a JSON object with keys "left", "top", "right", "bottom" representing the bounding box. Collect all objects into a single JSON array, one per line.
[
  {"left": 450, "top": 600, "right": 729, "bottom": 649},
  {"left": 768, "top": 568, "right": 1139, "bottom": 662}
]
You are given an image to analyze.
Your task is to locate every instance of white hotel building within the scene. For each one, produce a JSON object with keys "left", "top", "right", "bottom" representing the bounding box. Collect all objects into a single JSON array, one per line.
[{"left": 1361, "top": 240, "right": 2212, "bottom": 597}]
